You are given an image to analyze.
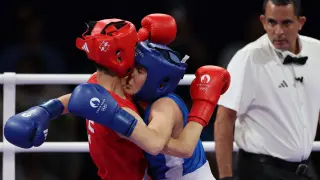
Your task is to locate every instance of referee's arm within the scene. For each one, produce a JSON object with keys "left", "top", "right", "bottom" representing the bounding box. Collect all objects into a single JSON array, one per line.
[
  {"left": 214, "top": 106, "right": 236, "bottom": 178},
  {"left": 214, "top": 49, "right": 256, "bottom": 179}
]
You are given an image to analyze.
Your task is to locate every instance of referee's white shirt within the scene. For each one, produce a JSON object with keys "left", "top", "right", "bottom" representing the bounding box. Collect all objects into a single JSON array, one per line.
[{"left": 218, "top": 34, "right": 320, "bottom": 162}]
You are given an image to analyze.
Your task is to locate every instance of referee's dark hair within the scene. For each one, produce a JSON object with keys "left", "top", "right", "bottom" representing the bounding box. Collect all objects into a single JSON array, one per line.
[{"left": 262, "top": 0, "right": 301, "bottom": 16}]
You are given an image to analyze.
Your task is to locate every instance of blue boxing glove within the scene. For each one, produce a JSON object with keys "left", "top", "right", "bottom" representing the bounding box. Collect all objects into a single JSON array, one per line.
[
  {"left": 4, "top": 99, "right": 64, "bottom": 148},
  {"left": 68, "top": 83, "right": 137, "bottom": 137}
]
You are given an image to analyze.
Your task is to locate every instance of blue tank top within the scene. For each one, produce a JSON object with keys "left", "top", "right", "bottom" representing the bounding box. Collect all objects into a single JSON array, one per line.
[{"left": 143, "top": 93, "right": 207, "bottom": 180}]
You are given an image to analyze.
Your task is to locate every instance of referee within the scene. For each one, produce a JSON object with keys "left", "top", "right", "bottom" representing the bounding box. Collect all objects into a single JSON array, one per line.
[{"left": 214, "top": 0, "right": 320, "bottom": 180}]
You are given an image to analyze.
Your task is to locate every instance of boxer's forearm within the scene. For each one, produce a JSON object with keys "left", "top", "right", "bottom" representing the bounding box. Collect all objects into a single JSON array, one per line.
[
  {"left": 57, "top": 94, "right": 71, "bottom": 114},
  {"left": 130, "top": 122, "right": 168, "bottom": 155},
  {"left": 161, "top": 122, "right": 203, "bottom": 158},
  {"left": 122, "top": 107, "right": 170, "bottom": 156},
  {"left": 214, "top": 106, "right": 236, "bottom": 178}
]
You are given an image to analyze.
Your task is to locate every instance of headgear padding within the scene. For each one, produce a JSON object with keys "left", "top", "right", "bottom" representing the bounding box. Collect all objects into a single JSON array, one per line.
[
  {"left": 76, "top": 19, "right": 138, "bottom": 77},
  {"left": 134, "top": 41, "right": 187, "bottom": 102}
]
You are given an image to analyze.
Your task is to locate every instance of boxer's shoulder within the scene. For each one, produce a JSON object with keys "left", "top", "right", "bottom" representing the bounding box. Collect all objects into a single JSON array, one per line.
[
  {"left": 86, "top": 72, "right": 138, "bottom": 113},
  {"left": 148, "top": 94, "right": 185, "bottom": 124},
  {"left": 150, "top": 94, "right": 182, "bottom": 113}
]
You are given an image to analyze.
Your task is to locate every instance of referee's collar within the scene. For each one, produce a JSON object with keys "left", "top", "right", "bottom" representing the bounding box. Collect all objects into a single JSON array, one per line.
[{"left": 267, "top": 35, "right": 306, "bottom": 63}]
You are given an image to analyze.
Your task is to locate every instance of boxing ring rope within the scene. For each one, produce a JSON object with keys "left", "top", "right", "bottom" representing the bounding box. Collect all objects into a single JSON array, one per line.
[{"left": 2, "top": 72, "right": 320, "bottom": 180}]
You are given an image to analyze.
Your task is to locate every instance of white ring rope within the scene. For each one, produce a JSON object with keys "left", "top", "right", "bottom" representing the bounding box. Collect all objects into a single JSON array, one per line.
[
  {"left": 0, "top": 73, "right": 195, "bottom": 85},
  {"left": 1, "top": 73, "right": 320, "bottom": 180}
]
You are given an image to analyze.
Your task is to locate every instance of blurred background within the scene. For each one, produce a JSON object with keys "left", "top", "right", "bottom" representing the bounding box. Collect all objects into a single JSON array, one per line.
[{"left": 0, "top": 0, "right": 319, "bottom": 179}]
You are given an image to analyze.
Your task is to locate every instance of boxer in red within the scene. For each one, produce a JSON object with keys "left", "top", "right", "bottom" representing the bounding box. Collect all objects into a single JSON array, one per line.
[{"left": 4, "top": 18, "right": 149, "bottom": 180}]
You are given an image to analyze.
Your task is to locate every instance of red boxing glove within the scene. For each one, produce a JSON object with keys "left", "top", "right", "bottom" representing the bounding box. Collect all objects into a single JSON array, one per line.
[
  {"left": 188, "top": 65, "right": 231, "bottom": 127},
  {"left": 138, "top": 13, "right": 177, "bottom": 45}
]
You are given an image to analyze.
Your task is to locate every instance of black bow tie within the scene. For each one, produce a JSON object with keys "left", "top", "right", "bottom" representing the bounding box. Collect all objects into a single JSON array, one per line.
[{"left": 283, "top": 55, "right": 308, "bottom": 65}]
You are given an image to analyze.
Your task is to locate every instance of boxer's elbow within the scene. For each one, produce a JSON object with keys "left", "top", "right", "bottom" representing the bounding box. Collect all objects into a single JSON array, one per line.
[
  {"left": 147, "top": 137, "right": 167, "bottom": 156},
  {"left": 145, "top": 122, "right": 173, "bottom": 155},
  {"left": 130, "top": 122, "right": 167, "bottom": 156},
  {"left": 130, "top": 137, "right": 163, "bottom": 156},
  {"left": 148, "top": 146, "right": 162, "bottom": 156},
  {"left": 161, "top": 142, "right": 194, "bottom": 158},
  {"left": 172, "top": 148, "right": 193, "bottom": 158},
  {"left": 175, "top": 142, "right": 195, "bottom": 158},
  {"left": 181, "top": 147, "right": 195, "bottom": 158}
]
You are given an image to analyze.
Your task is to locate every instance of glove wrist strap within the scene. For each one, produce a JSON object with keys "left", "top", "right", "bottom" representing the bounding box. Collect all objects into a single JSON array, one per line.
[
  {"left": 113, "top": 108, "right": 138, "bottom": 137},
  {"left": 188, "top": 116, "right": 206, "bottom": 127},
  {"left": 188, "top": 100, "right": 216, "bottom": 125},
  {"left": 40, "top": 99, "right": 65, "bottom": 119}
]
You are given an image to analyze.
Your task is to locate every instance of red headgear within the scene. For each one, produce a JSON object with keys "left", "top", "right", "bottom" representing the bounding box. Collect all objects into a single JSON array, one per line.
[{"left": 76, "top": 18, "right": 138, "bottom": 77}]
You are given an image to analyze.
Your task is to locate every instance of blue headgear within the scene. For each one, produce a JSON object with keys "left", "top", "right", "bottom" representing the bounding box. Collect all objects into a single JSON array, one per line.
[{"left": 134, "top": 41, "right": 187, "bottom": 102}]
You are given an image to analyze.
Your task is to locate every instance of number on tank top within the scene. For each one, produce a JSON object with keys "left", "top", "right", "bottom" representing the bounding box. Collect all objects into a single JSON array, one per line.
[{"left": 87, "top": 120, "right": 94, "bottom": 143}]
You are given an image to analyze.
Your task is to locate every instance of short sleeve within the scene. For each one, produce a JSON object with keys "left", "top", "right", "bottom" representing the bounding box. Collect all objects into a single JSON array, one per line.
[{"left": 218, "top": 49, "right": 257, "bottom": 116}]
